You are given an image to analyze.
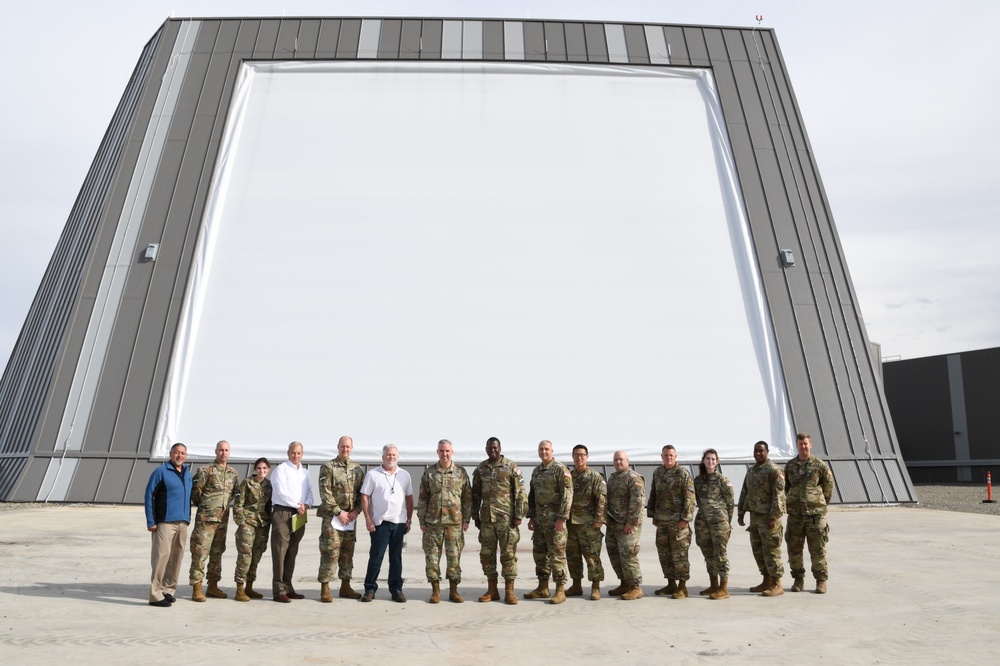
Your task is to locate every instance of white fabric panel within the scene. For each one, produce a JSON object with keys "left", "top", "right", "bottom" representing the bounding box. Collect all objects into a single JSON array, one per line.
[
  {"left": 156, "top": 61, "right": 793, "bottom": 463},
  {"left": 503, "top": 21, "right": 524, "bottom": 59},
  {"left": 605, "top": 24, "right": 629, "bottom": 63},
  {"left": 462, "top": 21, "right": 482, "bottom": 59},
  {"left": 644, "top": 25, "right": 670, "bottom": 65}
]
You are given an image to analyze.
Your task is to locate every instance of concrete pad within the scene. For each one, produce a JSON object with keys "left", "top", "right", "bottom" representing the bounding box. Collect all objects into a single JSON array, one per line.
[{"left": 0, "top": 504, "right": 997, "bottom": 663}]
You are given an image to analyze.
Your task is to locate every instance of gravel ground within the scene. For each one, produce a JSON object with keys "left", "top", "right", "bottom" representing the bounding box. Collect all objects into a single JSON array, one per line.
[{"left": 3, "top": 485, "right": 999, "bottom": 515}]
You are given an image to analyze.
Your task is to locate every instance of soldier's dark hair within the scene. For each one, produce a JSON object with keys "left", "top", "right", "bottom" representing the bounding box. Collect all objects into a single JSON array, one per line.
[
  {"left": 796, "top": 432, "right": 811, "bottom": 442},
  {"left": 253, "top": 457, "right": 270, "bottom": 468},
  {"left": 662, "top": 444, "right": 676, "bottom": 453},
  {"left": 698, "top": 448, "right": 720, "bottom": 478},
  {"left": 486, "top": 437, "right": 501, "bottom": 447},
  {"left": 572, "top": 444, "right": 589, "bottom": 455},
  {"left": 169, "top": 442, "right": 186, "bottom": 453},
  {"left": 755, "top": 440, "right": 769, "bottom": 451}
]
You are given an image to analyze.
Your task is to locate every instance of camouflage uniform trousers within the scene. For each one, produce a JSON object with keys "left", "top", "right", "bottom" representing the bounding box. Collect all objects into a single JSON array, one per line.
[
  {"left": 422, "top": 524, "right": 465, "bottom": 582},
  {"left": 567, "top": 523, "right": 605, "bottom": 582},
  {"left": 189, "top": 517, "right": 229, "bottom": 584},
  {"left": 479, "top": 520, "right": 520, "bottom": 580},
  {"left": 605, "top": 521, "right": 642, "bottom": 585},
  {"left": 655, "top": 523, "right": 692, "bottom": 581},
  {"left": 748, "top": 513, "right": 784, "bottom": 578},
  {"left": 234, "top": 523, "right": 269, "bottom": 585},
  {"left": 318, "top": 516, "right": 358, "bottom": 583},
  {"left": 786, "top": 513, "right": 829, "bottom": 581},
  {"left": 531, "top": 517, "right": 569, "bottom": 584},
  {"left": 694, "top": 516, "right": 732, "bottom": 576}
]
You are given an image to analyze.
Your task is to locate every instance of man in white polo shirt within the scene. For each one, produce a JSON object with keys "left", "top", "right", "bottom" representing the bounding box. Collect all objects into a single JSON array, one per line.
[{"left": 360, "top": 444, "right": 414, "bottom": 602}]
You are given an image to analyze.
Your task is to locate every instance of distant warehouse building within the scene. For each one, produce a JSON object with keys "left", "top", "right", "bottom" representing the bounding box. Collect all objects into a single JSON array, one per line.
[
  {"left": 0, "top": 17, "right": 914, "bottom": 504},
  {"left": 884, "top": 347, "right": 1000, "bottom": 483}
]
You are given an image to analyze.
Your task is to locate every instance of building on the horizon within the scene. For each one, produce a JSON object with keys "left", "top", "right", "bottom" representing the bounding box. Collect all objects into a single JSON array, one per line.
[{"left": 0, "top": 17, "right": 914, "bottom": 504}]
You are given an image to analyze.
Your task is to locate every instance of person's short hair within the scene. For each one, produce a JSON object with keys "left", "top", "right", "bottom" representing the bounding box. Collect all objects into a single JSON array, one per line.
[
  {"left": 572, "top": 444, "right": 589, "bottom": 455},
  {"left": 755, "top": 440, "right": 769, "bottom": 451},
  {"left": 253, "top": 457, "right": 270, "bottom": 468},
  {"left": 486, "top": 436, "right": 501, "bottom": 446},
  {"left": 796, "top": 432, "right": 811, "bottom": 442},
  {"left": 662, "top": 444, "right": 676, "bottom": 453},
  {"left": 438, "top": 439, "right": 452, "bottom": 448},
  {"left": 170, "top": 442, "right": 187, "bottom": 453},
  {"left": 288, "top": 441, "right": 303, "bottom": 453},
  {"left": 382, "top": 444, "right": 398, "bottom": 455}
]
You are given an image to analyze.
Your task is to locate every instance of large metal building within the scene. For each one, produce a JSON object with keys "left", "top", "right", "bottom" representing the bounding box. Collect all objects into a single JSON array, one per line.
[{"left": 0, "top": 17, "right": 914, "bottom": 504}]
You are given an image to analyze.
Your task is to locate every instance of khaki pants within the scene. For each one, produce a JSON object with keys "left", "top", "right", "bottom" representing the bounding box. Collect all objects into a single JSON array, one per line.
[{"left": 149, "top": 521, "right": 187, "bottom": 602}]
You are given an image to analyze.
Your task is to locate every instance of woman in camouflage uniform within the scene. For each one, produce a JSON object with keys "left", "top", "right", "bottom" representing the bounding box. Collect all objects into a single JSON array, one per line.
[
  {"left": 232, "top": 457, "right": 273, "bottom": 601},
  {"left": 693, "top": 449, "right": 734, "bottom": 600}
]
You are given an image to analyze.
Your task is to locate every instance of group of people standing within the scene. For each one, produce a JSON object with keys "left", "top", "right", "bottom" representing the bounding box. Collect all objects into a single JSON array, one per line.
[{"left": 142, "top": 433, "right": 834, "bottom": 607}]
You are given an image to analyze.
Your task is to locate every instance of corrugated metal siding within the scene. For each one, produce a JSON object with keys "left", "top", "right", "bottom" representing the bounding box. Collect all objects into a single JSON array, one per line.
[{"left": 0, "top": 17, "right": 912, "bottom": 504}]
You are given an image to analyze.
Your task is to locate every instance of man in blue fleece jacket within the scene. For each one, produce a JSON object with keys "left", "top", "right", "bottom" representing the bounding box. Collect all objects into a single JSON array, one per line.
[{"left": 145, "top": 443, "right": 193, "bottom": 606}]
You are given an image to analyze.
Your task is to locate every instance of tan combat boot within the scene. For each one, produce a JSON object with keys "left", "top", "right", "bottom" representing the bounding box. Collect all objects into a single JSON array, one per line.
[
  {"left": 791, "top": 575, "right": 804, "bottom": 592},
  {"left": 762, "top": 577, "right": 784, "bottom": 597},
  {"left": 524, "top": 577, "right": 550, "bottom": 600},
  {"left": 607, "top": 581, "right": 627, "bottom": 596},
  {"left": 700, "top": 574, "right": 719, "bottom": 596},
  {"left": 429, "top": 580, "right": 441, "bottom": 604},
  {"left": 709, "top": 577, "right": 729, "bottom": 600},
  {"left": 320, "top": 582, "right": 333, "bottom": 603},
  {"left": 244, "top": 582, "right": 263, "bottom": 599},
  {"left": 620, "top": 583, "right": 644, "bottom": 601},
  {"left": 206, "top": 581, "right": 227, "bottom": 599},
  {"left": 339, "top": 579, "right": 361, "bottom": 599},
  {"left": 550, "top": 583, "right": 566, "bottom": 604},
  {"left": 590, "top": 581, "right": 601, "bottom": 601},
  {"left": 449, "top": 580, "right": 464, "bottom": 603},
  {"left": 234, "top": 583, "right": 250, "bottom": 602},
  {"left": 479, "top": 577, "right": 500, "bottom": 602},
  {"left": 749, "top": 574, "right": 770, "bottom": 593},
  {"left": 672, "top": 580, "right": 688, "bottom": 599},
  {"left": 192, "top": 582, "right": 206, "bottom": 602},
  {"left": 654, "top": 579, "right": 677, "bottom": 596},
  {"left": 565, "top": 578, "right": 583, "bottom": 596},
  {"left": 816, "top": 579, "right": 827, "bottom": 594},
  {"left": 504, "top": 579, "right": 518, "bottom": 605}
]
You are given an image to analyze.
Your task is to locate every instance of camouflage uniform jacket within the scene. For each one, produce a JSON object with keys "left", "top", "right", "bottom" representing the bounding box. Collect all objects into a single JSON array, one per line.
[
  {"left": 472, "top": 456, "right": 527, "bottom": 523},
  {"left": 233, "top": 476, "right": 272, "bottom": 527},
  {"left": 418, "top": 463, "right": 472, "bottom": 527},
  {"left": 646, "top": 465, "right": 696, "bottom": 523},
  {"left": 317, "top": 457, "right": 364, "bottom": 518},
  {"left": 694, "top": 471, "right": 734, "bottom": 525},
  {"left": 191, "top": 462, "right": 239, "bottom": 523},
  {"left": 606, "top": 468, "right": 645, "bottom": 526},
  {"left": 526, "top": 460, "right": 573, "bottom": 521},
  {"left": 738, "top": 459, "right": 786, "bottom": 520},
  {"left": 569, "top": 467, "right": 607, "bottom": 525},
  {"left": 784, "top": 455, "right": 834, "bottom": 516}
]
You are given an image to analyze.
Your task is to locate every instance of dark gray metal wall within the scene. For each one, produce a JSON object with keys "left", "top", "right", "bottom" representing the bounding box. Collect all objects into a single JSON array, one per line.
[
  {"left": 884, "top": 347, "right": 1000, "bottom": 483},
  {"left": 0, "top": 17, "right": 913, "bottom": 504}
]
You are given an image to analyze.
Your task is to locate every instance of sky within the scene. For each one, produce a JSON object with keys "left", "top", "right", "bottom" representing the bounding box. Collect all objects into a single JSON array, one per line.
[{"left": 1, "top": 0, "right": 998, "bottom": 373}]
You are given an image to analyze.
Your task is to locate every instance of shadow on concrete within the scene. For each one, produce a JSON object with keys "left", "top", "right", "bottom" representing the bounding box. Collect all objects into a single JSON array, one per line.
[{"left": 0, "top": 582, "right": 149, "bottom": 606}]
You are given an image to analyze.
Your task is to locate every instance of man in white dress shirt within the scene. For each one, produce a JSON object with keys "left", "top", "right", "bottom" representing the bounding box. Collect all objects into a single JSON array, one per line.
[
  {"left": 360, "top": 444, "right": 414, "bottom": 602},
  {"left": 270, "top": 441, "right": 313, "bottom": 602}
]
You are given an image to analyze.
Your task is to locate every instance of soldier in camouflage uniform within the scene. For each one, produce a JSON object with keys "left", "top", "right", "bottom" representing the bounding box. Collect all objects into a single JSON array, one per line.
[
  {"left": 785, "top": 432, "right": 835, "bottom": 594},
  {"left": 738, "top": 440, "right": 787, "bottom": 597},
  {"left": 233, "top": 457, "right": 272, "bottom": 601},
  {"left": 472, "top": 437, "right": 526, "bottom": 605},
  {"left": 189, "top": 440, "right": 239, "bottom": 601},
  {"left": 525, "top": 440, "right": 573, "bottom": 604},
  {"left": 605, "top": 450, "right": 645, "bottom": 600},
  {"left": 317, "top": 435, "right": 365, "bottom": 602},
  {"left": 566, "top": 445, "right": 606, "bottom": 601},
  {"left": 418, "top": 439, "right": 472, "bottom": 603},
  {"left": 694, "top": 448, "right": 734, "bottom": 600},
  {"left": 647, "top": 444, "right": 696, "bottom": 599}
]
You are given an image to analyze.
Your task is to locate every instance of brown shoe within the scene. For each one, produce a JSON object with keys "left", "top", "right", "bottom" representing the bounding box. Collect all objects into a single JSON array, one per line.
[
  {"left": 244, "top": 583, "right": 263, "bottom": 599},
  {"left": 429, "top": 580, "right": 441, "bottom": 604},
  {"left": 391, "top": 592, "right": 407, "bottom": 603},
  {"left": 234, "top": 583, "right": 250, "bottom": 602},
  {"left": 206, "top": 581, "right": 227, "bottom": 599},
  {"left": 565, "top": 579, "right": 583, "bottom": 597},
  {"left": 749, "top": 575, "right": 769, "bottom": 593},
  {"left": 524, "top": 578, "right": 550, "bottom": 600},
  {"left": 360, "top": 591, "right": 374, "bottom": 602},
  {"left": 286, "top": 590, "right": 304, "bottom": 600},
  {"left": 191, "top": 582, "right": 206, "bottom": 603},
  {"left": 762, "top": 577, "right": 784, "bottom": 597},
  {"left": 590, "top": 582, "right": 601, "bottom": 601},
  {"left": 549, "top": 583, "right": 566, "bottom": 605},
  {"left": 709, "top": 577, "right": 729, "bottom": 600},
  {"left": 504, "top": 579, "right": 518, "bottom": 605},
  {"left": 700, "top": 574, "right": 719, "bottom": 596},
  {"left": 791, "top": 575, "right": 804, "bottom": 592},
  {"left": 448, "top": 580, "right": 464, "bottom": 603},
  {"left": 671, "top": 580, "right": 688, "bottom": 599},
  {"left": 816, "top": 580, "right": 828, "bottom": 594},
  {"left": 655, "top": 579, "right": 677, "bottom": 596},
  {"left": 479, "top": 577, "right": 500, "bottom": 602},
  {"left": 320, "top": 582, "right": 333, "bottom": 603},
  {"left": 273, "top": 594, "right": 291, "bottom": 603},
  {"left": 607, "top": 582, "right": 627, "bottom": 596},
  {"left": 339, "top": 579, "right": 362, "bottom": 599},
  {"left": 620, "top": 584, "right": 644, "bottom": 601}
]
